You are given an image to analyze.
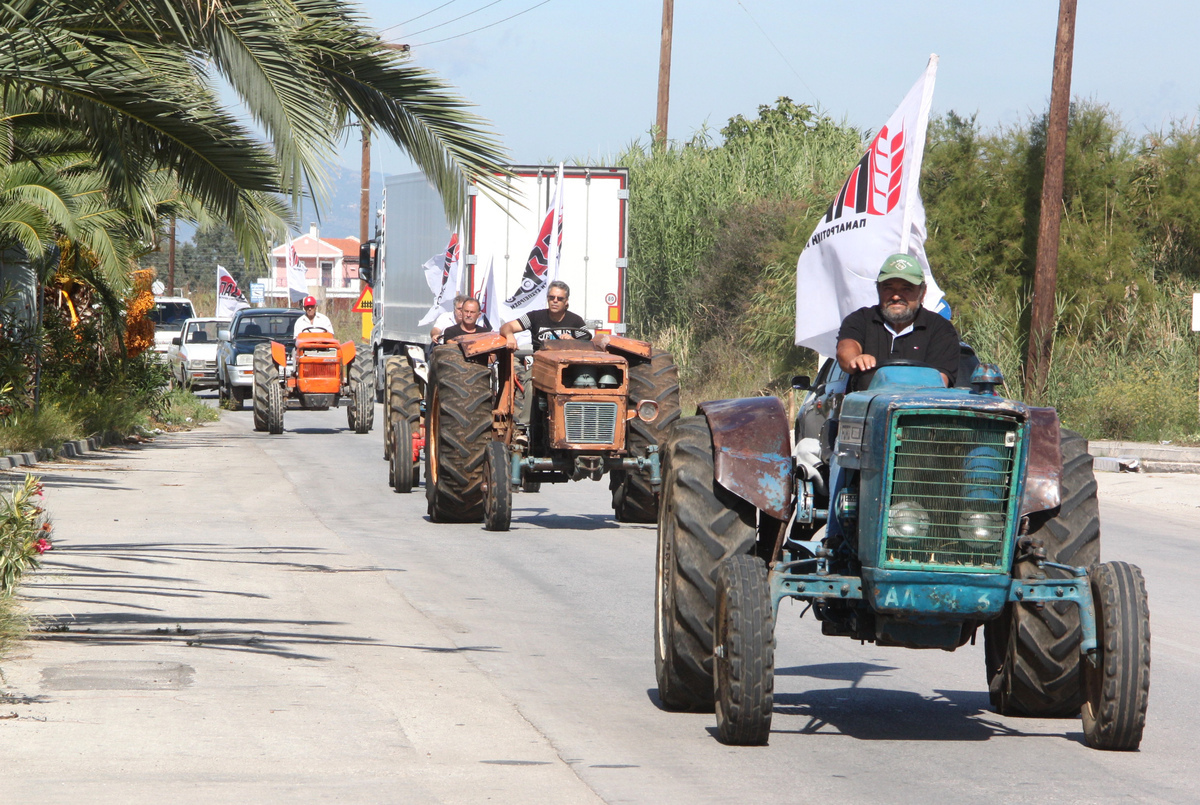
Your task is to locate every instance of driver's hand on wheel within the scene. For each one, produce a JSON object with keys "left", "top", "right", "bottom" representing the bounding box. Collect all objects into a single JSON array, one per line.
[{"left": 848, "top": 354, "right": 876, "bottom": 373}]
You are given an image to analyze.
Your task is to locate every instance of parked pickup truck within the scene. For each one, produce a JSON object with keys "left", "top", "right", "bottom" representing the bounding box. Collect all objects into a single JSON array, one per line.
[
  {"left": 167, "top": 317, "right": 227, "bottom": 391},
  {"left": 216, "top": 308, "right": 302, "bottom": 409}
]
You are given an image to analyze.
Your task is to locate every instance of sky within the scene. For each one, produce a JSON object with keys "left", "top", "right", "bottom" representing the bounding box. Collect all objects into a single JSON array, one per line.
[{"left": 343, "top": 0, "right": 1200, "bottom": 179}]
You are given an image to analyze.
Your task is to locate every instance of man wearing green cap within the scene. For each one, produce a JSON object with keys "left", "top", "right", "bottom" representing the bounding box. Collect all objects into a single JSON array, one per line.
[{"left": 836, "top": 253, "right": 960, "bottom": 385}]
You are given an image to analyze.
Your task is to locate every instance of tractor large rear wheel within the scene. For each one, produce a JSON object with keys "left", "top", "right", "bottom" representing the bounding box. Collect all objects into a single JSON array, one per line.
[
  {"left": 985, "top": 428, "right": 1101, "bottom": 717},
  {"left": 655, "top": 416, "right": 757, "bottom": 712},
  {"left": 385, "top": 356, "right": 421, "bottom": 467},
  {"left": 251, "top": 344, "right": 276, "bottom": 432},
  {"left": 613, "top": 349, "right": 682, "bottom": 522},
  {"left": 425, "top": 346, "right": 492, "bottom": 523}
]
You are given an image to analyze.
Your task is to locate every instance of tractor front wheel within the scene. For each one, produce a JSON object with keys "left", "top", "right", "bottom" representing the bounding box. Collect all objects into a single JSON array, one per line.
[
  {"left": 266, "top": 376, "right": 284, "bottom": 434},
  {"left": 425, "top": 346, "right": 491, "bottom": 523},
  {"left": 714, "top": 554, "right": 775, "bottom": 746},
  {"left": 251, "top": 344, "right": 276, "bottom": 432},
  {"left": 655, "top": 416, "right": 757, "bottom": 712},
  {"left": 483, "top": 440, "right": 512, "bottom": 532},
  {"left": 985, "top": 428, "right": 1100, "bottom": 717},
  {"left": 385, "top": 356, "right": 421, "bottom": 462},
  {"left": 390, "top": 417, "right": 414, "bottom": 493},
  {"left": 1082, "top": 561, "right": 1150, "bottom": 750}
]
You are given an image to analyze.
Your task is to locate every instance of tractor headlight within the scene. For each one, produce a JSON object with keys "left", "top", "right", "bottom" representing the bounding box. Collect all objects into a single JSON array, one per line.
[
  {"left": 637, "top": 400, "right": 659, "bottom": 422},
  {"left": 957, "top": 511, "right": 1003, "bottom": 550},
  {"left": 236, "top": 353, "right": 254, "bottom": 366},
  {"left": 887, "top": 501, "right": 930, "bottom": 545}
]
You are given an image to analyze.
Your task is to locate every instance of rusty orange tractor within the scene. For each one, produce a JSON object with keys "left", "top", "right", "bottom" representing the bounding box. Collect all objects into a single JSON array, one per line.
[
  {"left": 252, "top": 331, "right": 374, "bottom": 434},
  {"left": 424, "top": 332, "right": 680, "bottom": 530}
]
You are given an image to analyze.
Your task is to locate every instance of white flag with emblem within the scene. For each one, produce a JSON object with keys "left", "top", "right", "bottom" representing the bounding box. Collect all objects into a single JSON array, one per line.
[
  {"left": 503, "top": 163, "right": 564, "bottom": 318},
  {"left": 418, "top": 233, "right": 461, "bottom": 326},
  {"left": 794, "top": 55, "right": 947, "bottom": 356},
  {"left": 216, "top": 265, "right": 250, "bottom": 318},
  {"left": 286, "top": 242, "right": 308, "bottom": 304}
]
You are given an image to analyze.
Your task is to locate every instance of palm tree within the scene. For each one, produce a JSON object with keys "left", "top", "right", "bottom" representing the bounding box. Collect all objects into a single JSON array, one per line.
[{"left": 0, "top": 0, "right": 508, "bottom": 271}]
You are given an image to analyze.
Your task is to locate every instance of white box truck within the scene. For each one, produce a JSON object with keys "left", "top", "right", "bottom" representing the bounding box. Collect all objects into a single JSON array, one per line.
[{"left": 365, "top": 165, "right": 631, "bottom": 485}]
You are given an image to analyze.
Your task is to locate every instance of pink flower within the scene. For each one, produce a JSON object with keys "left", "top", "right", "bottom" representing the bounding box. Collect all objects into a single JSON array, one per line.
[{"left": 35, "top": 538, "right": 51, "bottom": 554}]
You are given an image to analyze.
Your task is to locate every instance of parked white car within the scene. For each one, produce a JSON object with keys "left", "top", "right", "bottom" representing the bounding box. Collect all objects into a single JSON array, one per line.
[{"left": 167, "top": 317, "right": 227, "bottom": 391}]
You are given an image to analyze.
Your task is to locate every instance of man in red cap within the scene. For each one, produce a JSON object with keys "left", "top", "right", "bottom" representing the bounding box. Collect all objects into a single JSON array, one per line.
[{"left": 293, "top": 295, "right": 334, "bottom": 337}]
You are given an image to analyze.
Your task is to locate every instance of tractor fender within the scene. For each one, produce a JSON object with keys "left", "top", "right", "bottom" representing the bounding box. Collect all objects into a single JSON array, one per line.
[
  {"left": 604, "top": 335, "right": 652, "bottom": 361},
  {"left": 339, "top": 341, "right": 356, "bottom": 365},
  {"left": 697, "top": 397, "right": 793, "bottom": 520},
  {"left": 458, "top": 331, "right": 508, "bottom": 358},
  {"left": 1020, "top": 406, "right": 1062, "bottom": 517},
  {"left": 270, "top": 341, "right": 287, "bottom": 367}
]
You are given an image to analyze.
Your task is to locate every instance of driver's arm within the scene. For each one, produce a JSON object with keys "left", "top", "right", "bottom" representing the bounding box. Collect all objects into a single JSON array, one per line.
[
  {"left": 499, "top": 318, "right": 525, "bottom": 349},
  {"left": 836, "top": 338, "right": 876, "bottom": 374}
]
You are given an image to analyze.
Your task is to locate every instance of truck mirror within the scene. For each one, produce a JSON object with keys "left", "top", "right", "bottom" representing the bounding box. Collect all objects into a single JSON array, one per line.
[
  {"left": 358, "top": 241, "right": 374, "bottom": 287},
  {"left": 171, "top": 336, "right": 181, "bottom": 346},
  {"left": 218, "top": 329, "right": 230, "bottom": 341},
  {"left": 791, "top": 375, "right": 811, "bottom": 391}
]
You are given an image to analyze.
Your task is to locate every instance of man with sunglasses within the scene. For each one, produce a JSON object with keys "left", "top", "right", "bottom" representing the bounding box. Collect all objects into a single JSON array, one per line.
[{"left": 500, "top": 280, "right": 592, "bottom": 350}]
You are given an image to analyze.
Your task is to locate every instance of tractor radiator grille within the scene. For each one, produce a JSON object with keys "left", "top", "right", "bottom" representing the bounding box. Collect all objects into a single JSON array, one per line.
[
  {"left": 882, "top": 412, "right": 1020, "bottom": 570},
  {"left": 564, "top": 401, "right": 618, "bottom": 444},
  {"left": 302, "top": 363, "right": 340, "bottom": 380}
]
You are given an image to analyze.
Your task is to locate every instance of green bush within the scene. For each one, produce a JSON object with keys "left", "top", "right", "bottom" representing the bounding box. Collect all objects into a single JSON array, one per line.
[{"left": 157, "top": 387, "right": 220, "bottom": 428}]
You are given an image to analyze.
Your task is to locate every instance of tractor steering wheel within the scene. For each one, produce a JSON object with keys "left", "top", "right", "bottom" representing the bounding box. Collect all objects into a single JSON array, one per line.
[{"left": 299, "top": 326, "right": 331, "bottom": 333}]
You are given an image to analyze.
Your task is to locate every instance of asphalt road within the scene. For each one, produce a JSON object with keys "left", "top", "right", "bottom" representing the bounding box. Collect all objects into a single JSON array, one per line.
[
  {"left": 6, "top": 399, "right": 1198, "bottom": 803},
  {"left": 224, "top": 402, "right": 1197, "bottom": 803}
]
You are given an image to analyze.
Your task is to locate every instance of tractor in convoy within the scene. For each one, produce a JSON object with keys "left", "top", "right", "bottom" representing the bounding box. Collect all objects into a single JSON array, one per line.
[
  {"left": 423, "top": 333, "right": 680, "bottom": 529},
  {"left": 654, "top": 360, "right": 1150, "bottom": 751},
  {"left": 251, "top": 327, "right": 374, "bottom": 435}
]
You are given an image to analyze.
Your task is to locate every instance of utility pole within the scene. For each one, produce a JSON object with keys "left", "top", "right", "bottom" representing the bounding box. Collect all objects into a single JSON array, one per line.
[
  {"left": 1025, "top": 0, "right": 1077, "bottom": 399},
  {"left": 655, "top": 0, "right": 674, "bottom": 145},
  {"left": 167, "top": 215, "right": 176, "bottom": 295},
  {"left": 360, "top": 123, "right": 371, "bottom": 246}
]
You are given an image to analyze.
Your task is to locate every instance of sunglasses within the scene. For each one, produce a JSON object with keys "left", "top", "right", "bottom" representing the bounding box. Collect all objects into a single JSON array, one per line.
[{"left": 547, "top": 294, "right": 567, "bottom": 301}]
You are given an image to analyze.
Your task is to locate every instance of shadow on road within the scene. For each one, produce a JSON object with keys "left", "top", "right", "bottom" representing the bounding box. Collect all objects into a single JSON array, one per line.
[{"left": 20, "top": 541, "right": 415, "bottom": 662}]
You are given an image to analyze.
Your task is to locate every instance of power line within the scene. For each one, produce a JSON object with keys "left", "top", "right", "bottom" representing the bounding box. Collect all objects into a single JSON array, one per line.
[
  {"left": 405, "top": 0, "right": 507, "bottom": 39},
  {"left": 734, "top": 0, "right": 817, "bottom": 103},
  {"left": 379, "top": 1, "right": 462, "bottom": 36},
  {"left": 413, "top": 0, "right": 554, "bottom": 46}
]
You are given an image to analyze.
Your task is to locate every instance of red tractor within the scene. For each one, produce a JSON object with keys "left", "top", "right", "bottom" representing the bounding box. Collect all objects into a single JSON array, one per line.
[
  {"left": 251, "top": 331, "right": 374, "bottom": 434},
  {"left": 424, "top": 333, "right": 681, "bottom": 530}
]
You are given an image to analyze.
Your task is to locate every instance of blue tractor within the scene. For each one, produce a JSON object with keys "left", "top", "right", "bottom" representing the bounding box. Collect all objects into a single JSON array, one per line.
[{"left": 654, "top": 361, "right": 1150, "bottom": 750}]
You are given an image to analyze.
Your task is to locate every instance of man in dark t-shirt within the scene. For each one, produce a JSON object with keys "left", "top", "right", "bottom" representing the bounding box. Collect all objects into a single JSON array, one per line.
[
  {"left": 441, "top": 297, "right": 492, "bottom": 342},
  {"left": 836, "top": 253, "right": 960, "bottom": 386},
  {"left": 499, "top": 280, "right": 593, "bottom": 350}
]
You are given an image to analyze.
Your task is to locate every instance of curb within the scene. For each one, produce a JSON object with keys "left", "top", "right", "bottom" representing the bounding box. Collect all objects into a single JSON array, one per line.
[
  {"left": 0, "top": 434, "right": 114, "bottom": 472},
  {"left": 1090, "top": 440, "right": 1200, "bottom": 475}
]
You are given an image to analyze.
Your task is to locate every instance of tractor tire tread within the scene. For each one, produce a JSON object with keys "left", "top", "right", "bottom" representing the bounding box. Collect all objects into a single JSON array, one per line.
[
  {"left": 655, "top": 416, "right": 757, "bottom": 712},
  {"left": 613, "top": 349, "right": 682, "bottom": 522},
  {"left": 1082, "top": 561, "right": 1150, "bottom": 751}
]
